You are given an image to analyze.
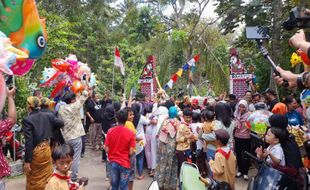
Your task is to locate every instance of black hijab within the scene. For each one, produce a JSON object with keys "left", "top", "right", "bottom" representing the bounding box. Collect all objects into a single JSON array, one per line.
[{"left": 131, "top": 103, "right": 141, "bottom": 129}]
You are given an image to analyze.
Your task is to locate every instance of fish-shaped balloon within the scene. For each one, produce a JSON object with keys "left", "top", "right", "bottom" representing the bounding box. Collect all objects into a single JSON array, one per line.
[
  {"left": 0, "top": 0, "right": 47, "bottom": 76},
  {"left": 0, "top": 0, "right": 47, "bottom": 58},
  {"left": 52, "top": 59, "right": 70, "bottom": 72}
]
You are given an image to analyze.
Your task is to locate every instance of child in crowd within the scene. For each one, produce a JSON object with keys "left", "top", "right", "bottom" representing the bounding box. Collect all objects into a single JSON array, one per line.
[
  {"left": 45, "top": 144, "right": 85, "bottom": 190},
  {"left": 201, "top": 110, "right": 216, "bottom": 142},
  {"left": 190, "top": 112, "right": 204, "bottom": 174},
  {"left": 176, "top": 108, "right": 197, "bottom": 172},
  {"left": 124, "top": 107, "right": 137, "bottom": 190},
  {"left": 200, "top": 109, "right": 216, "bottom": 176},
  {"left": 256, "top": 127, "right": 286, "bottom": 167},
  {"left": 209, "top": 129, "right": 236, "bottom": 190}
]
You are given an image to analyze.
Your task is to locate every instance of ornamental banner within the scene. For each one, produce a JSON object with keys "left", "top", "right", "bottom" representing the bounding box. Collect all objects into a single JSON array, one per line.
[
  {"left": 138, "top": 55, "right": 157, "bottom": 98},
  {"left": 229, "top": 48, "right": 250, "bottom": 99}
]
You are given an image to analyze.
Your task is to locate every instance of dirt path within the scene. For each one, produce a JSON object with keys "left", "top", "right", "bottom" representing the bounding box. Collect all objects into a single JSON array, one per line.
[{"left": 7, "top": 148, "right": 253, "bottom": 189}]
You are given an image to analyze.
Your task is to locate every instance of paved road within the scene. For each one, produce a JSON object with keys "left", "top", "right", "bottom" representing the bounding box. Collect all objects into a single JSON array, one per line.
[{"left": 7, "top": 148, "right": 255, "bottom": 189}]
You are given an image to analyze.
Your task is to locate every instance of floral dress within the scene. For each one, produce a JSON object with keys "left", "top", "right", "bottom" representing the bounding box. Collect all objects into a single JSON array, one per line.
[
  {"left": 155, "top": 118, "right": 180, "bottom": 190},
  {"left": 0, "top": 119, "right": 14, "bottom": 178}
]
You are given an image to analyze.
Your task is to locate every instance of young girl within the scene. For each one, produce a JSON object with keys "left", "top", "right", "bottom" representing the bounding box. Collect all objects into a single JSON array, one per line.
[
  {"left": 45, "top": 144, "right": 85, "bottom": 190},
  {"left": 256, "top": 127, "right": 286, "bottom": 167},
  {"left": 234, "top": 100, "right": 251, "bottom": 180},
  {"left": 190, "top": 113, "right": 203, "bottom": 167}
]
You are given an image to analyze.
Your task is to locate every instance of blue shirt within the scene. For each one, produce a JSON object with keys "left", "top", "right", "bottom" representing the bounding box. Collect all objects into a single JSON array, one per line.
[{"left": 286, "top": 110, "right": 304, "bottom": 126}]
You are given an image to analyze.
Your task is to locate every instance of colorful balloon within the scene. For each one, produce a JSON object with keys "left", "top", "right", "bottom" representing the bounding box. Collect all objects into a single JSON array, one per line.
[
  {"left": 89, "top": 73, "right": 96, "bottom": 87},
  {"left": 66, "top": 54, "right": 78, "bottom": 69},
  {"left": 50, "top": 79, "right": 67, "bottom": 98},
  {"left": 52, "top": 59, "right": 70, "bottom": 72},
  {"left": 77, "top": 63, "right": 91, "bottom": 80},
  {"left": 10, "top": 59, "right": 35, "bottom": 76},
  {"left": 0, "top": 32, "right": 18, "bottom": 75},
  {"left": 246, "top": 110, "right": 273, "bottom": 135},
  {"left": 71, "top": 80, "right": 84, "bottom": 94},
  {"left": 0, "top": 0, "right": 47, "bottom": 59},
  {"left": 300, "top": 89, "right": 310, "bottom": 107},
  {"left": 40, "top": 67, "right": 63, "bottom": 87},
  {"left": 290, "top": 52, "right": 303, "bottom": 67},
  {"left": 298, "top": 49, "right": 310, "bottom": 66}
]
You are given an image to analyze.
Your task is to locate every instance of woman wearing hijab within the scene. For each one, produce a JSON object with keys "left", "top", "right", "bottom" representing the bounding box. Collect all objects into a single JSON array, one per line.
[
  {"left": 233, "top": 100, "right": 251, "bottom": 180},
  {"left": 155, "top": 106, "right": 180, "bottom": 190}
]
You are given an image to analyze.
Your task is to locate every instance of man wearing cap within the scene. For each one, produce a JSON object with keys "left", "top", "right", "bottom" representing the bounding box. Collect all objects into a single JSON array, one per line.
[{"left": 263, "top": 88, "right": 278, "bottom": 111}]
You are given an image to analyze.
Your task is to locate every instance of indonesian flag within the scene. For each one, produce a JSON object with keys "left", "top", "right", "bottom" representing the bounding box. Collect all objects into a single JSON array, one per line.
[
  {"left": 114, "top": 47, "right": 125, "bottom": 75},
  {"left": 187, "top": 55, "right": 200, "bottom": 66}
]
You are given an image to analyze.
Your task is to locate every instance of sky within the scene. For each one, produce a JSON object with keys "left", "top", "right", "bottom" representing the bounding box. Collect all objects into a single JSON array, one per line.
[
  {"left": 111, "top": 0, "right": 219, "bottom": 19},
  {"left": 162, "top": 0, "right": 219, "bottom": 19}
]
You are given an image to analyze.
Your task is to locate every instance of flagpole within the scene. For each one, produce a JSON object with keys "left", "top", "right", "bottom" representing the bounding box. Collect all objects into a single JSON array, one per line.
[
  {"left": 112, "top": 64, "right": 115, "bottom": 98},
  {"left": 123, "top": 75, "right": 126, "bottom": 97}
]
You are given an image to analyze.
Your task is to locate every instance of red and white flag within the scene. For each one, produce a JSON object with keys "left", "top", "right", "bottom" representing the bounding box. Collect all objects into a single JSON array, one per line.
[
  {"left": 187, "top": 55, "right": 200, "bottom": 66},
  {"left": 114, "top": 47, "right": 125, "bottom": 75}
]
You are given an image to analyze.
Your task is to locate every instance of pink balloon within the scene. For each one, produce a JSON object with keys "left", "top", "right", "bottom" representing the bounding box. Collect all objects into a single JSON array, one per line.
[
  {"left": 10, "top": 59, "right": 35, "bottom": 76},
  {"left": 67, "top": 68, "right": 79, "bottom": 81},
  {"left": 66, "top": 54, "right": 78, "bottom": 70}
]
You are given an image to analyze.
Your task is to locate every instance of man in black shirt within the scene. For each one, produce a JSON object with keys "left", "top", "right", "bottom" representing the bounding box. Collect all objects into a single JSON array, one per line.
[{"left": 86, "top": 92, "right": 103, "bottom": 150}]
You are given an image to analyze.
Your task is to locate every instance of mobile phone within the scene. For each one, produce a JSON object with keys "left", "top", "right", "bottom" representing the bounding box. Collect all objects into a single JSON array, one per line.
[{"left": 246, "top": 26, "right": 270, "bottom": 40}]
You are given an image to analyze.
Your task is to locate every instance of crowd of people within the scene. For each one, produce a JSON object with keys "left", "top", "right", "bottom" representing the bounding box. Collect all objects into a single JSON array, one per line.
[
  {"left": 98, "top": 86, "right": 310, "bottom": 190},
  {"left": 1, "top": 82, "right": 310, "bottom": 190}
]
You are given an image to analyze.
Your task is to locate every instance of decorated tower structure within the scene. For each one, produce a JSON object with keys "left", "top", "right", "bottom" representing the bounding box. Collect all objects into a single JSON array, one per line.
[
  {"left": 229, "top": 48, "right": 252, "bottom": 99},
  {"left": 138, "top": 55, "right": 158, "bottom": 98}
]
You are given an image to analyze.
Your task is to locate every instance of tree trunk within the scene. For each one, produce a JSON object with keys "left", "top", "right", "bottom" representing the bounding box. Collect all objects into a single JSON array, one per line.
[{"left": 270, "top": 0, "right": 283, "bottom": 94}]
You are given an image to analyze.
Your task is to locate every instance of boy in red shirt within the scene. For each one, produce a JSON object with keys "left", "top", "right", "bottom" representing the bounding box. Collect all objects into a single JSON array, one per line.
[{"left": 104, "top": 109, "right": 136, "bottom": 190}]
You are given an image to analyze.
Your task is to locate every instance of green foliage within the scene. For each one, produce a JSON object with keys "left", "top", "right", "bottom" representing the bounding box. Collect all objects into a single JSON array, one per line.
[{"left": 10, "top": 0, "right": 234, "bottom": 121}]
